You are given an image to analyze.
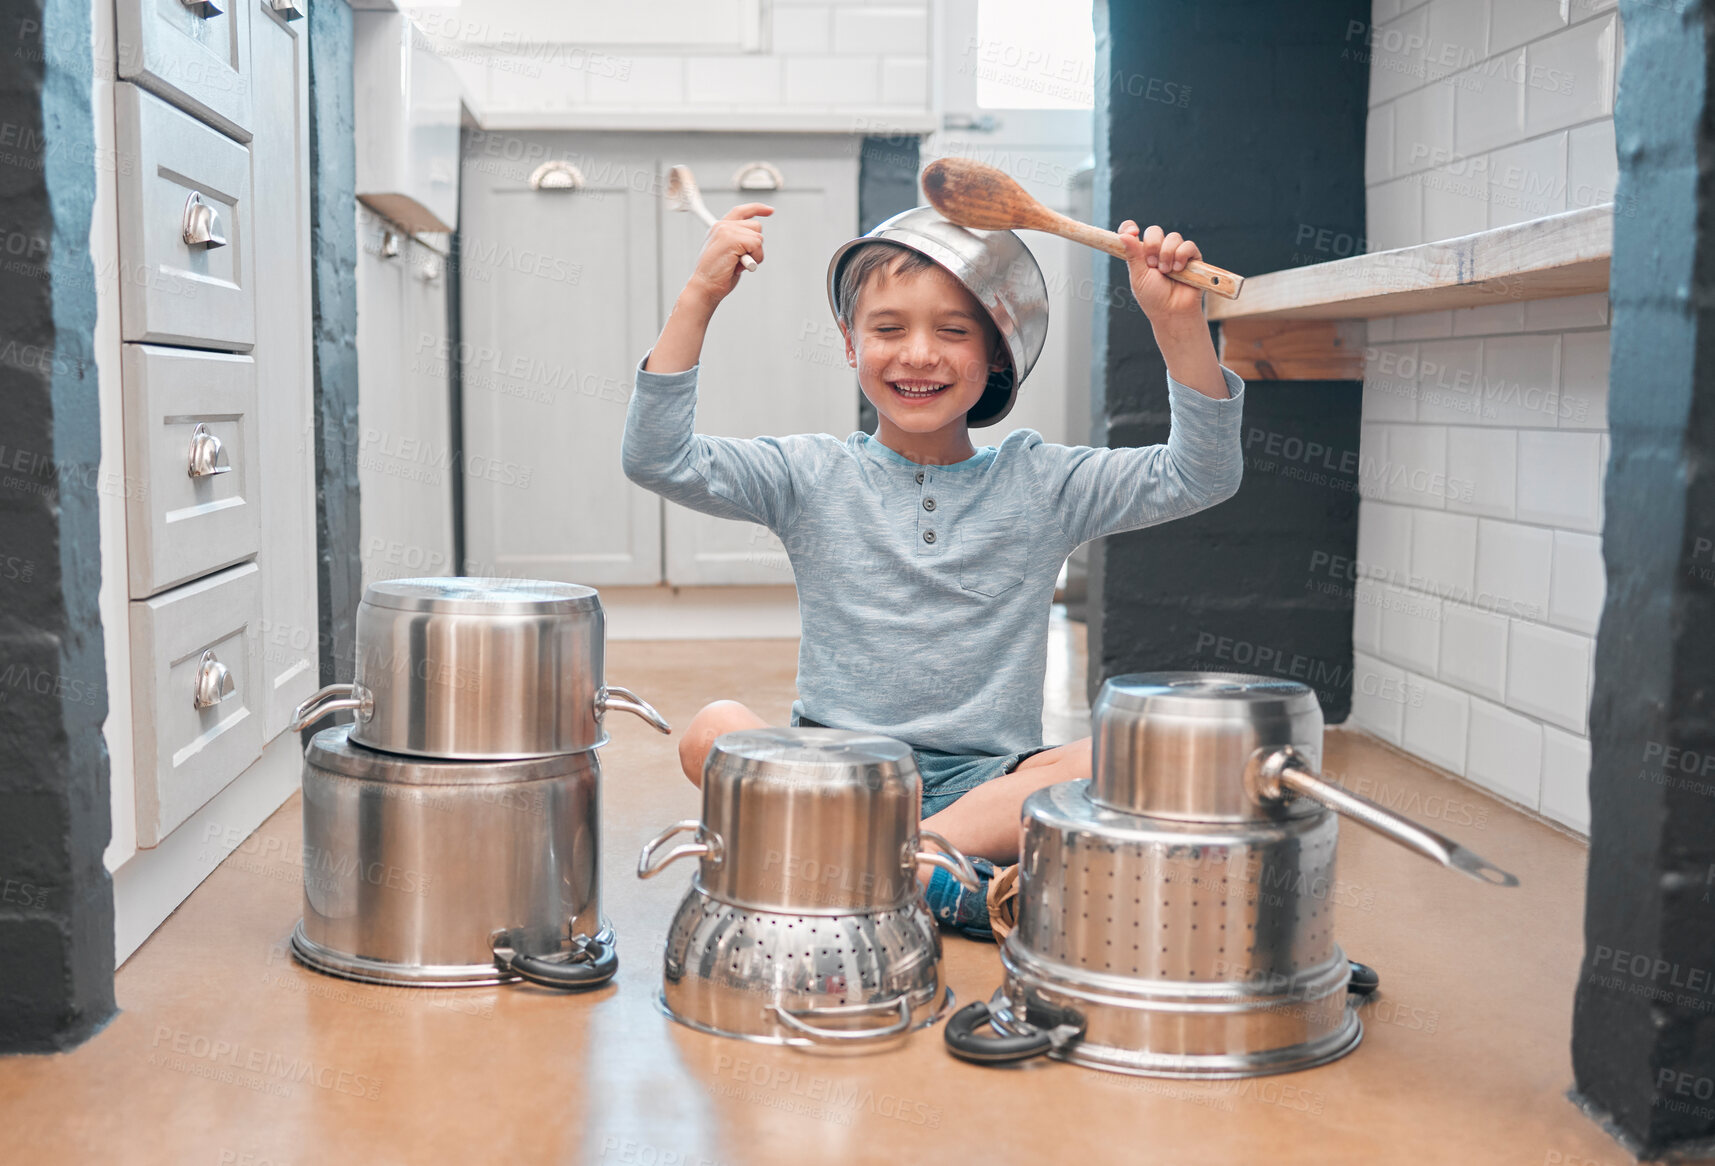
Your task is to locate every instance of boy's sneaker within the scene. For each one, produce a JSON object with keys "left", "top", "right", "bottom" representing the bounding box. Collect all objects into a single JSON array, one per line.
[{"left": 924, "top": 859, "right": 1020, "bottom": 942}]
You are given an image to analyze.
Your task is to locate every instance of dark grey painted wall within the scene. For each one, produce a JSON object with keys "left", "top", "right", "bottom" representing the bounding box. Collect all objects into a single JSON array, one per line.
[
  {"left": 1088, "top": 0, "right": 1367, "bottom": 718},
  {"left": 1571, "top": 1, "right": 1715, "bottom": 1155},
  {"left": 0, "top": 0, "right": 116, "bottom": 1051},
  {"left": 309, "top": 0, "right": 362, "bottom": 688}
]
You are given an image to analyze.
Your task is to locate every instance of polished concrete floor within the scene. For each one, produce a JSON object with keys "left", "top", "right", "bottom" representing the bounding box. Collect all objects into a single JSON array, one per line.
[{"left": 5, "top": 618, "right": 1631, "bottom": 1165}]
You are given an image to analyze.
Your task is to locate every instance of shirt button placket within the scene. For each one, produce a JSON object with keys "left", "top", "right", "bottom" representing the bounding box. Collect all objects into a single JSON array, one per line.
[{"left": 917, "top": 468, "right": 939, "bottom": 555}]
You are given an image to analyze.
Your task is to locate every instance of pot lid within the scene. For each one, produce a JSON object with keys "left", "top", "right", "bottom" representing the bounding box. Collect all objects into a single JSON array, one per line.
[
  {"left": 360, "top": 577, "right": 600, "bottom": 616},
  {"left": 307, "top": 725, "right": 598, "bottom": 784},
  {"left": 708, "top": 727, "right": 915, "bottom": 787},
  {"left": 1096, "top": 672, "right": 1321, "bottom": 720}
]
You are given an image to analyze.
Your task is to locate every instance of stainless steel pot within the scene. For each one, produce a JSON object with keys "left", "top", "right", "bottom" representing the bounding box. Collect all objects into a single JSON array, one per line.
[
  {"left": 292, "top": 725, "right": 617, "bottom": 990},
  {"left": 952, "top": 780, "right": 1359, "bottom": 1077},
  {"left": 1089, "top": 671, "right": 1516, "bottom": 882},
  {"left": 946, "top": 672, "right": 1516, "bottom": 1075},
  {"left": 291, "top": 577, "right": 669, "bottom": 759},
  {"left": 638, "top": 728, "right": 980, "bottom": 1046},
  {"left": 638, "top": 727, "right": 977, "bottom": 913}
]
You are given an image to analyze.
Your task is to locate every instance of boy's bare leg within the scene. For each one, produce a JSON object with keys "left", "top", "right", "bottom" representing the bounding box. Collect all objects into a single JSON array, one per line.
[
  {"left": 677, "top": 700, "right": 769, "bottom": 786},
  {"left": 920, "top": 738, "right": 1092, "bottom": 866}
]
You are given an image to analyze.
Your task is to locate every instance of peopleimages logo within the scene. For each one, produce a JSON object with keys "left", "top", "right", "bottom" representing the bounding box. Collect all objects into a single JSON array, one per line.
[
  {"left": 710, "top": 1054, "right": 942, "bottom": 1128},
  {"left": 148, "top": 1026, "right": 382, "bottom": 1100}
]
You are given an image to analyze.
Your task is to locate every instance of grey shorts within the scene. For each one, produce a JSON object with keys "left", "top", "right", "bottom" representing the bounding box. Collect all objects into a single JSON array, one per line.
[{"left": 792, "top": 714, "right": 1049, "bottom": 816}]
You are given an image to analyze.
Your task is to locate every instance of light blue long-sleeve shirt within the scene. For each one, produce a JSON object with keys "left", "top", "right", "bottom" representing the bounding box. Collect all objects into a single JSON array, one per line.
[{"left": 622, "top": 354, "right": 1247, "bottom": 756}]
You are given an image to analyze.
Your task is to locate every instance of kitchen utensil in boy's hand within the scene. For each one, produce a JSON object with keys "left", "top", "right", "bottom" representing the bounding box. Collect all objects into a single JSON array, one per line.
[
  {"left": 667, "top": 165, "right": 759, "bottom": 272},
  {"left": 921, "top": 157, "right": 1244, "bottom": 300}
]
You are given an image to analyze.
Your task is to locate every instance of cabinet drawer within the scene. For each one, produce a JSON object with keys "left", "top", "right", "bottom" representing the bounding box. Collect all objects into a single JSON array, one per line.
[
  {"left": 131, "top": 561, "right": 264, "bottom": 847},
  {"left": 116, "top": 0, "right": 252, "bottom": 141},
  {"left": 123, "top": 344, "right": 260, "bottom": 596},
  {"left": 116, "top": 83, "right": 255, "bottom": 352}
]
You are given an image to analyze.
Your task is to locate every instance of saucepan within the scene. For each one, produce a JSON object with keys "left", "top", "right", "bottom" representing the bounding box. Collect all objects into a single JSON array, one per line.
[{"left": 292, "top": 577, "right": 669, "bottom": 759}]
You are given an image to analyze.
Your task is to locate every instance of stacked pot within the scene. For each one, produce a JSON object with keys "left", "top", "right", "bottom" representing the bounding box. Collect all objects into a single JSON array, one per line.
[
  {"left": 637, "top": 728, "right": 980, "bottom": 1047},
  {"left": 946, "top": 672, "right": 1517, "bottom": 1077},
  {"left": 289, "top": 578, "right": 669, "bottom": 990}
]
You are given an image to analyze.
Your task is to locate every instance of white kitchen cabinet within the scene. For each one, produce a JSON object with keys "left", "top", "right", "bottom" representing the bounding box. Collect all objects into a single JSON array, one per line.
[
  {"left": 115, "top": 83, "right": 256, "bottom": 352},
  {"left": 113, "top": 0, "right": 317, "bottom": 850},
  {"left": 116, "top": 0, "right": 254, "bottom": 142},
  {"left": 460, "top": 150, "right": 664, "bottom": 585},
  {"left": 458, "top": 133, "right": 858, "bottom": 588},
  {"left": 249, "top": 0, "right": 319, "bottom": 740},
  {"left": 353, "top": 9, "right": 461, "bottom": 233},
  {"left": 656, "top": 141, "right": 858, "bottom": 585},
  {"left": 120, "top": 344, "right": 260, "bottom": 596}
]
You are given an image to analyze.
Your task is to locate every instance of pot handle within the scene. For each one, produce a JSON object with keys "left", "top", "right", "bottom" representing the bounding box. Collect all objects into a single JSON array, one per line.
[
  {"left": 770, "top": 994, "right": 915, "bottom": 1045},
  {"left": 1245, "top": 746, "right": 1519, "bottom": 887},
  {"left": 943, "top": 995, "right": 1084, "bottom": 1065},
  {"left": 637, "top": 820, "right": 722, "bottom": 878},
  {"left": 597, "top": 684, "right": 671, "bottom": 734},
  {"left": 915, "top": 829, "right": 982, "bottom": 891},
  {"left": 493, "top": 929, "right": 618, "bottom": 991},
  {"left": 290, "top": 683, "right": 374, "bottom": 732}
]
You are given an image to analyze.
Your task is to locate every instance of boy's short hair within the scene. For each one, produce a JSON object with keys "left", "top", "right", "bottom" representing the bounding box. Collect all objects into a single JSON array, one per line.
[
  {"left": 832, "top": 241, "right": 939, "bottom": 329},
  {"left": 832, "top": 240, "right": 1013, "bottom": 424}
]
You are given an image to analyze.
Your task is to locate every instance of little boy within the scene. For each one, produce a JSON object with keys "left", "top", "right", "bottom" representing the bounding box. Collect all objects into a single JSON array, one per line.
[{"left": 622, "top": 200, "right": 1244, "bottom": 938}]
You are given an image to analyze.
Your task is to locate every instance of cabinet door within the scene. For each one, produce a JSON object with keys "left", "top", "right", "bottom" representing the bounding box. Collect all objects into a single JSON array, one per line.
[
  {"left": 460, "top": 153, "right": 662, "bottom": 585},
  {"left": 121, "top": 343, "right": 260, "bottom": 596},
  {"left": 115, "top": 83, "right": 256, "bottom": 351},
  {"left": 658, "top": 143, "right": 859, "bottom": 584},
  {"left": 116, "top": 0, "right": 253, "bottom": 142},
  {"left": 248, "top": 0, "right": 318, "bottom": 741},
  {"left": 131, "top": 561, "right": 264, "bottom": 846}
]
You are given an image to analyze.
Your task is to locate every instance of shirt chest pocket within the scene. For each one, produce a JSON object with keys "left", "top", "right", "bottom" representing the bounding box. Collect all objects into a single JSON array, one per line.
[{"left": 957, "top": 512, "right": 1029, "bottom": 598}]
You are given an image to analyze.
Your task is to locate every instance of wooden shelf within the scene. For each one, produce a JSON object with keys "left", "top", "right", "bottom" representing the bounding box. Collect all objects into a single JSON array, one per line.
[{"left": 1208, "top": 204, "right": 1612, "bottom": 323}]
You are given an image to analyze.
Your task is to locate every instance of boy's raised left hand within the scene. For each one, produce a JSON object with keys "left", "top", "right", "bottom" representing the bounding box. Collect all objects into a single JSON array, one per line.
[{"left": 1117, "top": 221, "right": 1207, "bottom": 328}]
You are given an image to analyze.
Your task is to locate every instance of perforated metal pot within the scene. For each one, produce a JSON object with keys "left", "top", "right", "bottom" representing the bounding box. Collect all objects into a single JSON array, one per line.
[
  {"left": 291, "top": 577, "right": 669, "bottom": 759},
  {"left": 637, "top": 728, "right": 979, "bottom": 1046},
  {"left": 945, "top": 672, "right": 1516, "bottom": 1076}
]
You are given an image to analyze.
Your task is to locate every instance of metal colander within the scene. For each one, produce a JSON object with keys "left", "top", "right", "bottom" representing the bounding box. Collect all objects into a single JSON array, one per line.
[{"left": 659, "top": 885, "right": 949, "bottom": 1047}]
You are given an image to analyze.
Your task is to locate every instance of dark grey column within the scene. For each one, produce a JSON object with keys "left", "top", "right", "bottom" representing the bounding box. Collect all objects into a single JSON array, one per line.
[
  {"left": 1571, "top": 2, "right": 1715, "bottom": 1156},
  {"left": 1088, "top": 0, "right": 1367, "bottom": 717},
  {"left": 0, "top": 0, "right": 115, "bottom": 1050},
  {"left": 309, "top": 0, "right": 362, "bottom": 687}
]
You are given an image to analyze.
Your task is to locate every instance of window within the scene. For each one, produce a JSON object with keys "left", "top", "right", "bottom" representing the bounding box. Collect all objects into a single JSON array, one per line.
[{"left": 973, "top": 0, "right": 1096, "bottom": 110}]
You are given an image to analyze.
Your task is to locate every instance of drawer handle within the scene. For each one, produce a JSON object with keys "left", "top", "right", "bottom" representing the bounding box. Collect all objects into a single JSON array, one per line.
[
  {"left": 187, "top": 423, "right": 231, "bottom": 478},
  {"left": 194, "top": 650, "right": 235, "bottom": 710},
  {"left": 178, "top": 0, "right": 223, "bottom": 18},
  {"left": 182, "top": 192, "right": 227, "bottom": 250},
  {"left": 269, "top": 0, "right": 304, "bottom": 19}
]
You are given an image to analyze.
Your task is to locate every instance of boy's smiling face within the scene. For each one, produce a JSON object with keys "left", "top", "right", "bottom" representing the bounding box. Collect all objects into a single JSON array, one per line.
[{"left": 841, "top": 256, "right": 1006, "bottom": 460}]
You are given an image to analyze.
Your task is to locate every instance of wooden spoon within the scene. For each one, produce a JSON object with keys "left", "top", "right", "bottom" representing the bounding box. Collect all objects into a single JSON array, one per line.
[
  {"left": 921, "top": 157, "right": 1243, "bottom": 300},
  {"left": 667, "top": 164, "right": 758, "bottom": 272}
]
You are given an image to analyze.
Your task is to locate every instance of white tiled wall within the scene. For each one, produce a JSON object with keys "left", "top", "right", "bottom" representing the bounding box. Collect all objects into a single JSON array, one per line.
[
  {"left": 413, "top": 1, "right": 933, "bottom": 127},
  {"left": 1351, "top": 0, "right": 1622, "bottom": 834},
  {"left": 1366, "top": 0, "right": 1620, "bottom": 248}
]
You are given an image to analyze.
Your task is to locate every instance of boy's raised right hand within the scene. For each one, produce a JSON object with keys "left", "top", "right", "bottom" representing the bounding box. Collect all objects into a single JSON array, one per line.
[
  {"left": 646, "top": 202, "right": 775, "bottom": 374},
  {"left": 685, "top": 203, "right": 774, "bottom": 307}
]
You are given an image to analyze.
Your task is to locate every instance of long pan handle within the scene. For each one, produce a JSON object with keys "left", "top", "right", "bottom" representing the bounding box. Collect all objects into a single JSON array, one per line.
[
  {"left": 1246, "top": 747, "right": 1520, "bottom": 887},
  {"left": 1047, "top": 210, "right": 1243, "bottom": 299}
]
